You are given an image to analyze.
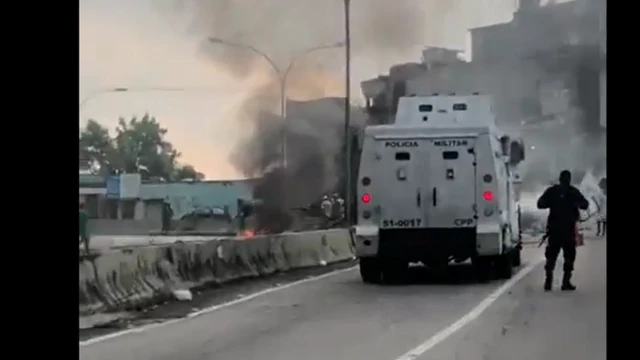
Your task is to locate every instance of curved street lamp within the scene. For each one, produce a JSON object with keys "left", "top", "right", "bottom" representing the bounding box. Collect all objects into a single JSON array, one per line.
[{"left": 207, "top": 37, "right": 345, "bottom": 168}]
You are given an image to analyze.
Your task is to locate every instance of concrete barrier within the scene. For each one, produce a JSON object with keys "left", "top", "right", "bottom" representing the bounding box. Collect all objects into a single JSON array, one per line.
[
  {"left": 279, "top": 229, "right": 356, "bottom": 268},
  {"left": 79, "top": 246, "right": 177, "bottom": 314},
  {"left": 79, "top": 229, "right": 355, "bottom": 316},
  {"left": 86, "top": 235, "right": 227, "bottom": 251}
]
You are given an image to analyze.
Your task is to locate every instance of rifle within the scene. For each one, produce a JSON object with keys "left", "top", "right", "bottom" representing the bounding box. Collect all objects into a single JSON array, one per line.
[{"left": 538, "top": 231, "right": 550, "bottom": 248}]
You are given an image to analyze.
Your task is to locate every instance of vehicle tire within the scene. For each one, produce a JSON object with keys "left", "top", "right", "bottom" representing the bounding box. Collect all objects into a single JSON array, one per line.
[
  {"left": 496, "top": 228, "right": 515, "bottom": 279},
  {"left": 517, "top": 206, "right": 523, "bottom": 240},
  {"left": 472, "top": 256, "right": 492, "bottom": 283},
  {"left": 381, "top": 260, "right": 408, "bottom": 284},
  {"left": 360, "top": 258, "right": 382, "bottom": 284},
  {"left": 512, "top": 246, "right": 522, "bottom": 267},
  {"left": 496, "top": 253, "right": 514, "bottom": 279}
]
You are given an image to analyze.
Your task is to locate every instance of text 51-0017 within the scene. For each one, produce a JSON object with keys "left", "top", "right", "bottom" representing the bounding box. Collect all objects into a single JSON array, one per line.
[{"left": 382, "top": 219, "right": 422, "bottom": 228}]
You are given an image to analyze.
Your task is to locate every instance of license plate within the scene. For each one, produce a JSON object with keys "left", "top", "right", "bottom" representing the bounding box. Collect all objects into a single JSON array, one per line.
[{"left": 382, "top": 218, "right": 422, "bottom": 228}]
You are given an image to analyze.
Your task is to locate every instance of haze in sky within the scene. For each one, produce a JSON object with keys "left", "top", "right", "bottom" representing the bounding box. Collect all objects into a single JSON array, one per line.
[{"left": 79, "top": 0, "right": 518, "bottom": 179}]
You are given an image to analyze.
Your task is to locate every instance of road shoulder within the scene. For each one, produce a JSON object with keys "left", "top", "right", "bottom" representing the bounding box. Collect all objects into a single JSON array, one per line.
[
  {"left": 420, "top": 237, "right": 606, "bottom": 360},
  {"left": 80, "top": 259, "right": 357, "bottom": 341}
]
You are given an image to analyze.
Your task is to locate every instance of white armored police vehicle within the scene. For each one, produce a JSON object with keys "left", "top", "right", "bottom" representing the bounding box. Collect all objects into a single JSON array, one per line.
[{"left": 354, "top": 94, "right": 525, "bottom": 283}]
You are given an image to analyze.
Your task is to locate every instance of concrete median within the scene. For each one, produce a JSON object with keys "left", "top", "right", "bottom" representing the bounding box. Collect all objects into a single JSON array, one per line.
[
  {"left": 79, "top": 229, "right": 355, "bottom": 317},
  {"left": 79, "top": 246, "right": 176, "bottom": 315},
  {"left": 279, "top": 229, "right": 357, "bottom": 268}
]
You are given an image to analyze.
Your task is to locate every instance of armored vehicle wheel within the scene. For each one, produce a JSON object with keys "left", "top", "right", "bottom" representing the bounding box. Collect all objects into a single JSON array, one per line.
[
  {"left": 512, "top": 246, "right": 522, "bottom": 267},
  {"left": 360, "top": 258, "right": 382, "bottom": 284},
  {"left": 472, "top": 256, "right": 492, "bottom": 283},
  {"left": 496, "top": 252, "right": 514, "bottom": 279},
  {"left": 381, "top": 260, "right": 408, "bottom": 284}
]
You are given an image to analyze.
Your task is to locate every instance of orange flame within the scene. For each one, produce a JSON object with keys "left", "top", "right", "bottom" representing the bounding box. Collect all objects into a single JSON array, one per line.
[{"left": 242, "top": 229, "right": 256, "bottom": 238}]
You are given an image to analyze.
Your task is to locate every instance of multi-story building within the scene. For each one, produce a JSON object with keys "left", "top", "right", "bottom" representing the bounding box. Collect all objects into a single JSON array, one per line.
[
  {"left": 470, "top": 0, "right": 605, "bottom": 130},
  {"left": 360, "top": 0, "right": 606, "bottom": 131},
  {"left": 361, "top": 47, "right": 465, "bottom": 125},
  {"left": 470, "top": 0, "right": 601, "bottom": 63}
]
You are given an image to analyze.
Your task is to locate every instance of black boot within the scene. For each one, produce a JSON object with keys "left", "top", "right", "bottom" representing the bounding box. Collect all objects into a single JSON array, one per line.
[
  {"left": 561, "top": 272, "right": 576, "bottom": 291},
  {"left": 544, "top": 272, "right": 553, "bottom": 291}
]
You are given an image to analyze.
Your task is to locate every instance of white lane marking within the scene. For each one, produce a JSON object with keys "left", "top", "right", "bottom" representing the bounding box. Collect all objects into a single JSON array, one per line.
[
  {"left": 393, "top": 256, "right": 544, "bottom": 360},
  {"left": 79, "top": 265, "right": 358, "bottom": 347}
]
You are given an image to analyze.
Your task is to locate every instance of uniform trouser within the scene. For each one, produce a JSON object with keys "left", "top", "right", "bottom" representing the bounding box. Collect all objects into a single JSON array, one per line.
[
  {"left": 80, "top": 235, "right": 90, "bottom": 252},
  {"left": 544, "top": 237, "right": 576, "bottom": 274},
  {"left": 597, "top": 220, "right": 607, "bottom": 235}
]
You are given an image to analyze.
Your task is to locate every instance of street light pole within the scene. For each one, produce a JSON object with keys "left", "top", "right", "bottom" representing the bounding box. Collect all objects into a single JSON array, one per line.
[
  {"left": 208, "top": 37, "right": 345, "bottom": 168},
  {"left": 344, "top": 0, "right": 353, "bottom": 226}
]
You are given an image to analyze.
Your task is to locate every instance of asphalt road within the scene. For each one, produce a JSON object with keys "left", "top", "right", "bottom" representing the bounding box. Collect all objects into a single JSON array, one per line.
[
  {"left": 420, "top": 236, "right": 606, "bottom": 360},
  {"left": 80, "top": 238, "right": 605, "bottom": 360}
]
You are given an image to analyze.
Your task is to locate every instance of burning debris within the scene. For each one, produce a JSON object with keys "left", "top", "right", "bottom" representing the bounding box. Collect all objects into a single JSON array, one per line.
[
  {"left": 230, "top": 98, "right": 366, "bottom": 233},
  {"left": 241, "top": 229, "right": 256, "bottom": 238}
]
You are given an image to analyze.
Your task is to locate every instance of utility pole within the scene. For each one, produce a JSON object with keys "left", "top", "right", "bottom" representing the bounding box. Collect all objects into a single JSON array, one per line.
[
  {"left": 208, "top": 38, "right": 344, "bottom": 168},
  {"left": 344, "top": 0, "right": 353, "bottom": 225}
]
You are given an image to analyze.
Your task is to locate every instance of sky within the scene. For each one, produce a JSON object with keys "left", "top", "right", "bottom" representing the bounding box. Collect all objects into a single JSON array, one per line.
[{"left": 79, "top": 0, "right": 521, "bottom": 180}]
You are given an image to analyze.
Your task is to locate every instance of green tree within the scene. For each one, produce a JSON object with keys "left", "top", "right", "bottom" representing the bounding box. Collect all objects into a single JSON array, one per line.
[
  {"left": 79, "top": 114, "right": 203, "bottom": 181},
  {"left": 79, "top": 119, "right": 116, "bottom": 175},
  {"left": 173, "top": 164, "right": 205, "bottom": 181},
  {"left": 113, "top": 114, "right": 178, "bottom": 180}
]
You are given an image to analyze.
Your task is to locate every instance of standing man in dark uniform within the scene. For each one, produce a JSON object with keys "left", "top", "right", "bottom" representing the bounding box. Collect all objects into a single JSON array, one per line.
[
  {"left": 79, "top": 202, "right": 90, "bottom": 253},
  {"left": 161, "top": 201, "right": 173, "bottom": 234},
  {"left": 537, "top": 170, "right": 589, "bottom": 291}
]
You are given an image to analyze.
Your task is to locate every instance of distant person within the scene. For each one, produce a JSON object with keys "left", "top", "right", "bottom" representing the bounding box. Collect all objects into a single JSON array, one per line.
[
  {"left": 237, "top": 201, "right": 254, "bottom": 232},
  {"left": 161, "top": 202, "right": 173, "bottom": 234},
  {"left": 595, "top": 193, "right": 607, "bottom": 237},
  {"left": 537, "top": 170, "right": 589, "bottom": 291},
  {"left": 321, "top": 195, "right": 332, "bottom": 219},
  {"left": 79, "top": 203, "right": 90, "bottom": 253},
  {"left": 330, "top": 193, "right": 343, "bottom": 220},
  {"left": 335, "top": 194, "right": 346, "bottom": 221}
]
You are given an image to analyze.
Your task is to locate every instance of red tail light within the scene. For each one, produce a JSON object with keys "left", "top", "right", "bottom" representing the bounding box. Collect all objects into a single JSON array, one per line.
[
  {"left": 362, "top": 193, "right": 371, "bottom": 204},
  {"left": 483, "top": 191, "right": 493, "bottom": 201}
]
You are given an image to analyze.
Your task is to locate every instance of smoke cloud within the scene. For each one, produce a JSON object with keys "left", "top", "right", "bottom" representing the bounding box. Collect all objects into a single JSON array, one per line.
[
  {"left": 504, "top": 3, "right": 606, "bottom": 190},
  {"left": 156, "top": 0, "right": 606, "bottom": 233},
  {"left": 184, "top": 0, "right": 441, "bottom": 190},
  {"left": 155, "top": 0, "right": 512, "bottom": 211}
]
